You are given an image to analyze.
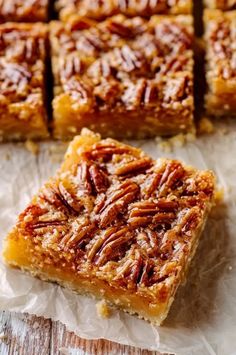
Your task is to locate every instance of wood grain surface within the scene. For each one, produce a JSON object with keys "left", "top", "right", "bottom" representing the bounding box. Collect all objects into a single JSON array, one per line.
[{"left": 0, "top": 311, "right": 162, "bottom": 355}]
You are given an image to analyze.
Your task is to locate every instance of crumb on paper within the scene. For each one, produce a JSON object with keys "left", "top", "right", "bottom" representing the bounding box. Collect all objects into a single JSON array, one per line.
[
  {"left": 96, "top": 300, "right": 111, "bottom": 319},
  {"left": 0, "top": 332, "right": 7, "bottom": 341},
  {"left": 25, "top": 139, "right": 39, "bottom": 155},
  {"left": 155, "top": 139, "right": 172, "bottom": 153},
  {"left": 48, "top": 143, "right": 68, "bottom": 163},
  {"left": 198, "top": 117, "right": 214, "bottom": 135},
  {"left": 155, "top": 132, "right": 196, "bottom": 152},
  {"left": 218, "top": 126, "right": 229, "bottom": 135},
  {"left": 4, "top": 153, "right": 11, "bottom": 161},
  {"left": 214, "top": 188, "right": 225, "bottom": 205},
  {"left": 48, "top": 143, "right": 68, "bottom": 154}
]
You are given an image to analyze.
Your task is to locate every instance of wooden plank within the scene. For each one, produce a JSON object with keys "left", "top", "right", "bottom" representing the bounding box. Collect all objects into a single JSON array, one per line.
[
  {"left": 50, "top": 321, "right": 162, "bottom": 355},
  {"left": 0, "top": 311, "right": 51, "bottom": 355},
  {"left": 0, "top": 311, "right": 165, "bottom": 355}
]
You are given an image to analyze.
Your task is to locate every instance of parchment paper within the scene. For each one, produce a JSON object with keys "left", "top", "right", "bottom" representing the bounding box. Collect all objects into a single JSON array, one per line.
[{"left": 0, "top": 121, "right": 236, "bottom": 355}]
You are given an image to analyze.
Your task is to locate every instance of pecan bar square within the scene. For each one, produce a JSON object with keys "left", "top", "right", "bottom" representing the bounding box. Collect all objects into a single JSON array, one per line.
[
  {"left": 204, "top": 0, "right": 236, "bottom": 10},
  {"left": 3, "top": 129, "right": 215, "bottom": 325},
  {"left": 50, "top": 15, "right": 194, "bottom": 139},
  {"left": 204, "top": 9, "right": 236, "bottom": 116},
  {"left": 56, "top": 0, "right": 192, "bottom": 21},
  {"left": 0, "top": 23, "right": 49, "bottom": 141},
  {"left": 0, "top": 0, "right": 48, "bottom": 22}
]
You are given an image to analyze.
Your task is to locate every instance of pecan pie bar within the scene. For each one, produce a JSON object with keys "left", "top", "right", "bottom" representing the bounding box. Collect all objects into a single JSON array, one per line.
[
  {"left": 0, "top": 23, "right": 49, "bottom": 141},
  {"left": 204, "top": 9, "right": 236, "bottom": 116},
  {"left": 56, "top": 0, "right": 192, "bottom": 21},
  {"left": 3, "top": 129, "right": 215, "bottom": 325},
  {"left": 50, "top": 15, "right": 194, "bottom": 139},
  {"left": 0, "top": 0, "right": 48, "bottom": 22},
  {"left": 204, "top": 0, "right": 236, "bottom": 10}
]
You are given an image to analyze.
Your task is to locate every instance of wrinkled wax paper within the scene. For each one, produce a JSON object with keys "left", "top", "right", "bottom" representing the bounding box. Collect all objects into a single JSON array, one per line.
[{"left": 0, "top": 121, "right": 236, "bottom": 355}]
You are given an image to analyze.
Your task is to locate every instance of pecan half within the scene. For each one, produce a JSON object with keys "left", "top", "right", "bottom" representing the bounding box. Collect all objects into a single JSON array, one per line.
[
  {"left": 60, "top": 55, "right": 82, "bottom": 80},
  {"left": 75, "top": 161, "right": 109, "bottom": 195},
  {"left": 40, "top": 183, "right": 79, "bottom": 216},
  {"left": 128, "top": 200, "right": 176, "bottom": 227},
  {"left": 0, "top": 61, "right": 31, "bottom": 96},
  {"left": 94, "top": 79, "right": 121, "bottom": 105},
  {"left": 155, "top": 22, "right": 192, "bottom": 53},
  {"left": 88, "top": 143, "right": 131, "bottom": 161},
  {"left": 179, "top": 207, "right": 200, "bottom": 237},
  {"left": 63, "top": 77, "right": 93, "bottom": 105},
  {"left": 59, "top": 219, "right": 96, "bottom": 251},
  {"left": 107, "top": 21, "right": 132, "bottom": 38},
  {"left": 98, "top": 180, "right": 139, "bottom": 227},
  {"left": 158, "top": 161, "right": 185, "bottom": 197},
  {"left": 122, "top": 79, "right": 158, "bottom": 109},
  {"left": 115, "top": 157, "right": 152, "bottom": 176},
  {"left": 87, "top": 226, "right": 132, "bottom": 264},
  {"left": 112, "top": 45, "right": 147, "bottom": 73},
  {"left": 164, "top": 76, "right": 189, "bottom": 103}
]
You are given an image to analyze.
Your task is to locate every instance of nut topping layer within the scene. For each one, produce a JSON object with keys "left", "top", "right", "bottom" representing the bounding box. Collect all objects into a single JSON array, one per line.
[
  {"left": 56, "top": 0, "right": 192, "bottom": 20},
  {"left": 18, "top": 133, "right": 215, "bottom": 291},
  {"left": 51, "top": 15, "right": 193, "bottom": 113},
  {"left": 205, "top": 0, "right": 236, "bottom": 10},
  {"left": 0, "top": 23, "right": 48, "bottom": 102},
  {"left": 0, "top": 0, "right": 48, "bottom": 22},
  {"left": 205, "top": 11, "right": 236, "bottom": 81}
]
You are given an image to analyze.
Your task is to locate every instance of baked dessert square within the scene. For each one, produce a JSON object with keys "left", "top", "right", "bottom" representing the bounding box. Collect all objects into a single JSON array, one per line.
[
  {"left": 56, "top": 0, "right": 192, "bottom": 21},
  {"left": 204, "top": 9, "right": 236, "bottom": 116},
  {"left": 3, "top": 129, "right": 216, "bottom": 325},
  {"left": 204, "top": 0, "right": 236, "bottom": 10},
  {"left": 50, "top": 15, "right": 194, "bottom": 139},
  {"left": 0, "top": 0, "right": 49, "bottom": 22},
  {"left": 0, "top": 23, "right": 49, "bottom": 141}
]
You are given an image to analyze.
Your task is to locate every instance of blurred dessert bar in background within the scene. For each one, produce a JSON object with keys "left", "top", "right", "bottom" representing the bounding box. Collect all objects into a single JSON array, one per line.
[
  {"left": 50, "top": 15, "right": 194, "bottom": 139},
  {"left": 0, "top": 23, "right": 49, "bottom": 140},
  {"left": 0, "top": 0, "right": 49, "bottom": 22},
  {"left": 56, "top": 0, "right": 192, "bottom": 21},
  {"left": 204, "top": 0, "right": 236, "bottom": 10},
  {"left": 204, "top": 9, "right": 236, "bottom": 116}
]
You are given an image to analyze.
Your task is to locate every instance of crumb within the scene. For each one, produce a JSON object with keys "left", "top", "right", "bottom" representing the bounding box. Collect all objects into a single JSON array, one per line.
[
  {"left": 48, "top": 143, "right": 68, "bottom": 155},
  {"left": 228, "top": 266, "right": 233, "bottom": 271},
  {"left": 48, "top": 143, "right": 68, "bottom": 163},
  {"left": 170, "top": 133, "right": 186, "bottom": 148},
  {"left": 155, "top": 132, "right": 196, "bottom": 152},
  {"left": 198, "top": 117, "right": 214, "bottom": 135},
  {"left": 96, "top": 300, "right": 111, "bottom": 319},
  {"left": 4, "top": 153, "right": 11, "bottom": 161},
  {"left": 185, "top": 132, "right": 196, "bottom": 143},
  {"left": 214, "top": 188, "right": 225, "bottom": 204},
  {"left": 0, "top": 332, "right": 7, "bottom": 341},
  {"left": 67, "top": 126, "right": 77, "bottom": 133},
  {"left": 218, "top": 127, "right": 229, "bottom": 135},
  {"left": 25, "top": 139, "right": 39, "bottom": 155},
  {"left": 156, "top": 140, "right": 172, "bottom": 153}
]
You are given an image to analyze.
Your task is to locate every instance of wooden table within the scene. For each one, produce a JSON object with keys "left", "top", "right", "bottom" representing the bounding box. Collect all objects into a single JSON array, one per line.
[{"left": 0, "top": 311, "right": 161, "bottom": 355}]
